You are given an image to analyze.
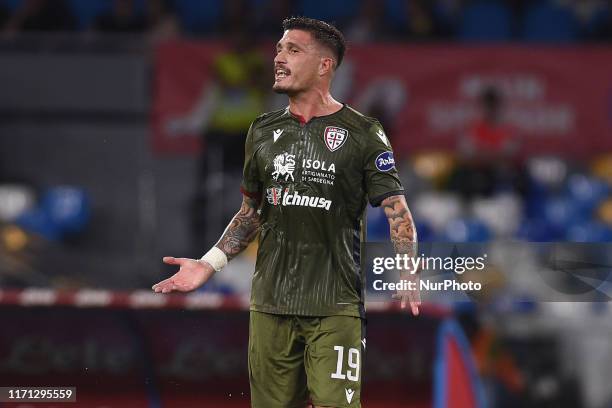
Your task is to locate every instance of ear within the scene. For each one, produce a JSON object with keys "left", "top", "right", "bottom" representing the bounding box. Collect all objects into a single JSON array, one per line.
[{"left": 319, "top": 56, "right": 334, "bottom": 76}]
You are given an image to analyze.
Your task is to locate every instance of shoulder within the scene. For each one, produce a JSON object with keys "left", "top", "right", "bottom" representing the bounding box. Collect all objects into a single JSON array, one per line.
[
  {"left": 252, "top": 107, "right": 288, "bottom": 130},
  {"left": 343, "top": 105, "right": 388, "bottom": 147},
  {"left": 247, "top": 108, "right": 288, "bottom": 145},
  {"left": 343, "top": 105, "right": 384, "bottom": 133}
]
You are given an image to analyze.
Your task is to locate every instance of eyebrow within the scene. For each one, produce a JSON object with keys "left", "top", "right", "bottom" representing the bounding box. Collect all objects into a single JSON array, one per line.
[{"left": 276, "top": 41, "right": 306, "bottom": 51}]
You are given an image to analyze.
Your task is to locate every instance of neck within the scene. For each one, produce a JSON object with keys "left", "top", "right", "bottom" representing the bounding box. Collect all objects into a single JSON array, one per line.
[{"left": 288, "top": 86, "right": 343, "bottom": 123}]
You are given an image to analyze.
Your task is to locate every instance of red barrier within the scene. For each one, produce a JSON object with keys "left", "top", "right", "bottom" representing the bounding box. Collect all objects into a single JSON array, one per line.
[{"left": 0, "top": 289, "right": 452, "bottom": 407}]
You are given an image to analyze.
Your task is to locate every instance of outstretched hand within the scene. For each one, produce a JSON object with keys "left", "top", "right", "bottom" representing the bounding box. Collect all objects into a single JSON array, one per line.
[
  {"left": 392, "top": 272, "right": 421, "bottom": 316},
  {"left": 152, "top": 256, "right": 216, "bottom": 293}
]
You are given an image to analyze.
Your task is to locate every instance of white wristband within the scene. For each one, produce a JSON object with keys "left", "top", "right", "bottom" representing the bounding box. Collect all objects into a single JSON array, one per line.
[{"left": 200, "top": 247, "right": 228, "bottom": 272}]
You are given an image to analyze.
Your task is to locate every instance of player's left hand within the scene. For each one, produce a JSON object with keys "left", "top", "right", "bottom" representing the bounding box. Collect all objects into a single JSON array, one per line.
[{"left": 392, "top": 272, "right": 421, "bottom": 316}]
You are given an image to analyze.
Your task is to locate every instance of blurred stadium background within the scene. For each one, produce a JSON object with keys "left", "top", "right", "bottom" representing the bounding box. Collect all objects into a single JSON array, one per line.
[{"left": 0, "top": 0, "right": 611, "bottom": 407}]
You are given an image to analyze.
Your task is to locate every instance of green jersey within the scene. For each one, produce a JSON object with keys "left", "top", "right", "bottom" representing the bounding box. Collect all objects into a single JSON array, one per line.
[{"left": 241, "top": 104, "right": 404, "bottom": 317}]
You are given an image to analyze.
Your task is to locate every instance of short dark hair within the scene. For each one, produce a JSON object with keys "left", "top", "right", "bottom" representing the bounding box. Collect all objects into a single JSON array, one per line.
[{"left": 282, "top": 17, "right": 346, "bottom": 69}]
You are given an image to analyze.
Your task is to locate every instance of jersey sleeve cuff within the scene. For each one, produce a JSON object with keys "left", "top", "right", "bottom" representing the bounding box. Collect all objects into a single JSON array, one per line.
[
  {"left": 240, "top": 185, "right": 262, "bottom": 200},
  {"left": 369, "top": 190, "right": 405, "bottom": 207}
]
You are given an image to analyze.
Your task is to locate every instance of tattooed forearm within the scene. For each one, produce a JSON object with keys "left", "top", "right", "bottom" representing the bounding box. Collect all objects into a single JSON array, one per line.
[
  {"left": 215, "top": 195, "right": 261, "bottom": 261},
  {"left": 381, "top": 195, "right": 418, "bottom": 258}
]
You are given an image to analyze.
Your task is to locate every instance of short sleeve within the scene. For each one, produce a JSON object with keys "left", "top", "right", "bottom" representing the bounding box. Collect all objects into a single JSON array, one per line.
[
  {"left": 240, "top": 121, "right": 262, "bottom": 198},
  {"left": 362, "top": 121, "right": 404, "bottom": 207}
]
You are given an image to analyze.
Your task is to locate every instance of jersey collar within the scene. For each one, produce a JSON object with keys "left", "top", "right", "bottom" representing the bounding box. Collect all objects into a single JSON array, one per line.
[{"left": 285, "top": 103, "right": 347, "bottom": 125}]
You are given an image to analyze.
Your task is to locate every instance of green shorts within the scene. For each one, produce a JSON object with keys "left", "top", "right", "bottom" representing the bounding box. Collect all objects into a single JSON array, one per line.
[{"left": 248, "top": 311, "right": 366, "bottom": 408}]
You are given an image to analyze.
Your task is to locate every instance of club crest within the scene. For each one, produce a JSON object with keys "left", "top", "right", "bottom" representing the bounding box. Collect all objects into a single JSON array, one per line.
[{"left": 323, "top": 126, "right": 348, "bottom": 152}]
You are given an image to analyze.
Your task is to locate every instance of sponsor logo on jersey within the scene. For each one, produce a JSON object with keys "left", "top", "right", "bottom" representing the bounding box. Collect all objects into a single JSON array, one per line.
[
  {"left": 273, "top": 128, "right": 284, "bottom": 143},
  {"left": 376, "top": 129, "right": 389, "bottom": 146},
  {"left": 375, "top": 151, "right": 395, "bottom": 172},
  {"left": 271, "top": 152, "right": 296, "bottom": 181},
  {"left": 266, "top": 187, "right": 283, "bottom": 205},
  {"left": 301, "top": 159, "right": 336, "bottom": 186},
  {"left": 345, "top": 388, "right": 355, "bottom": 404},
  {"left": 283, "top": 191, "right": 332, "bottom": 210},
  {"left": 324, "top": 126, "right": 348, "bottom": 152},
  {"left": 265, "top": 187, "right": 332, "bottom": 211},
  {"left": 302, "top": 159, "right": 336, "bottom": 173}
]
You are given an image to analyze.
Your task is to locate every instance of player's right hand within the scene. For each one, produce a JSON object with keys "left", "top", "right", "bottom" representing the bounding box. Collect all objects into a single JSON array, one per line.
[{"left": 152, "top": 257, "right": 215, "bottom": 293}]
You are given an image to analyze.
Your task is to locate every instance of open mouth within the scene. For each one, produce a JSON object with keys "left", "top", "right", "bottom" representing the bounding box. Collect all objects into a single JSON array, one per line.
[{"left": 275, "top": 67, "right": 290, "bottom": 81}]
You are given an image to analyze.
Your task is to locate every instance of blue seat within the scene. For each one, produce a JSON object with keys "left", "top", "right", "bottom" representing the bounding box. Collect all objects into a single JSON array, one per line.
[
  {"left": 366, "top": 206, "right": 389, "bottom": 242},
  {"left": 384, "top": 0, "right": 408, "bottom": 32},
  {"left": 16, "top": 208, "right": 63, "bottom": 241},
  {"left": 566, "top": 174, "right": 609, "bottom": 212},
  {"left": 442, "top": 218, "right": 492, "bottom": 242},
  {"left": 516, "top": 218, "right": 559, "bottom": 241},
  {"left": 522, "top": 2, "right": 577, "bottom": 42},
  {"left": 41, "top": 186, "right": 91, "bottom": 235},
  {"left": 66, "top": 0, "right": 111, "bottom": 30},
  {"left": 0, "top": 0, "right": 21, "bottom": 10},
  {"left": 542, "top": 195, "right": 585, "bottom": 232},
  {"left": 174, "top": 0, "right": 222, "bottom": 35},
  {"left": 296, "top": 0, "right": 359, "bottom": 24},
  {"left": 460, "top": 1, "right": 512, "bottom": 42},
  {"left": 566, "top": 221, "right": 612, "bottom": 242}
]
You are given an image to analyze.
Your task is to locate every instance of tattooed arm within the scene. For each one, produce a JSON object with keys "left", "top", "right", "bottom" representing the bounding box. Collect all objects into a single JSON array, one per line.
[
  {"left": 380, "top": 194, "right": 420, "bottom": 315},
  {"left": 152, "top": 195, "right": 261, "bottom": 293},
  {"left": 215, "top": 195, "right": 262, "bottom": 260}
]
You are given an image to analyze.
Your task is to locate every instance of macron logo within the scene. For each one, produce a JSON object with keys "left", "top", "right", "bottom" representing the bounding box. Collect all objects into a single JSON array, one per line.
[
  {"left": 273, "top": 128, "right": 284, "bottom": 143},
  {"left": 345, "top": 388, "right": 355, "bottom": 404},
  {"left": 376, "top": 129, "right": 389, "bottom": 146}
]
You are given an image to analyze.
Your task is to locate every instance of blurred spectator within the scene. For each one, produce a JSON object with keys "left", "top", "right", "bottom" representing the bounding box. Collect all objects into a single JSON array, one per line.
[
  {"left": 449, "top": 86, "right": 524, "bottom": 199},
  {"left": 94, "top": 0, "right": 146, "bottom": 33},
  {"left": 165, "top": 27, "right": 268, "bottom": 248},
  {"left": 461, "top": 86, "right": 518, "bottom": 160},
  {"left": 2, "top": 0, "right": 75, "bottom": 33},
  {"left": 147, "top": 0, "right": 181, "bottom": 41},
  {"left": 345, "top": 0, "right": 391, "bottom": 42}
]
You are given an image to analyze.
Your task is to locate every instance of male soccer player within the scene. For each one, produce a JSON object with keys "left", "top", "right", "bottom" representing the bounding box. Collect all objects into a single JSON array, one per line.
[{"left": 152, "top": 17, "right": 419, "bottom": 408}]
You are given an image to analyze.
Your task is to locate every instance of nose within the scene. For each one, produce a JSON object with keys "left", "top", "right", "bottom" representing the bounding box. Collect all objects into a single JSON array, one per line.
[{"left": 274, "top": 50, "right": 286, "bottom": 65}]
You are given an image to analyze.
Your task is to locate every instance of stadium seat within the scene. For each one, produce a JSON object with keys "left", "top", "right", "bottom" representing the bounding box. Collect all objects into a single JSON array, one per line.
[
  {"left": 296, "top": 0, "right": 359, "bottom": 25},
  {"left": 413, "top": 192, "right": 464, "bottom": 232},
  {"left": 471, "top": 193, "right": 522, "bottom": 238},
  {"left": 0, "top": 0, "right": 22, "bottom": 11},
  {"left": 384, "top": 0, "right": 407, "bottom": 32},
  {"left": 366, "top": 205, "right": 389, "bottom": 241},
  {"left": 526, "top": 156, "right": 568, "bottom": 192},
  {"left": 516, "top": 218, "right": 559, "bottom": 241},
  {"left": 542, "top": 195, "right": 587, "bottom": 235},
  {"left": 67, "top": 0, "right": 112, "bottom": 30},
  {"left": 597, "top": 198, "right": 612, "bottom": 226},
  {"left": 174, "top": 0, "right": 222, "bottom": 35},
  {"left": 415, "top": 220, "right": 434, "bottom": 242},
  {"left": 459, "top": 1, "right": 512, "bottom": 42},
  {"left": 566, "top": 221, "right": 612, "bottom": 242},
  {"left": 442, "top": 218, "right": 491, "bottom": 242},
  {"left": 16, "top": 207, "right": 63, "bottom": 241},
  {"left": 0, "top": 184, "right": 36, "bottom": 222},
  {"left": 522, "top": 1, "right": 578, "bottom": 42},
  {"left": 565, "top": 174, "right": 609, "bottom": 212},
  {"left": 41, "top": 186, "right": 90, "bottom": 235}
]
